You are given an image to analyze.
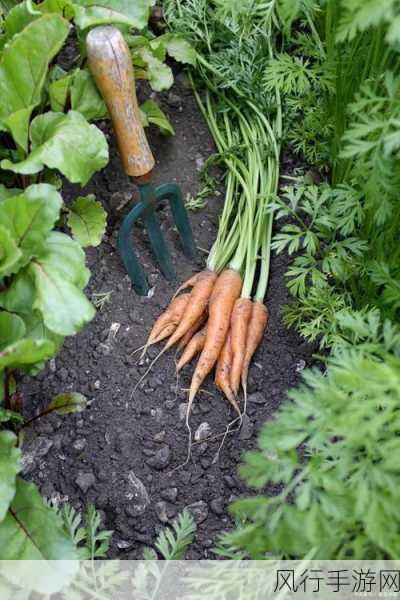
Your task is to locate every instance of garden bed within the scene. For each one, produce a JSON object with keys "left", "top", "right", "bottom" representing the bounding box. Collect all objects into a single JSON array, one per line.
[{"left": 21, "top": 75, "right": 313, "bottom": 558}]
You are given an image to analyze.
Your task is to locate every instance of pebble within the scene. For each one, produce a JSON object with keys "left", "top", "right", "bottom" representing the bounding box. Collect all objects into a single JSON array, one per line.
[
  {"left": 167, "top": 92, "right": 182, "bottom": 108},
  {"left": 72, "top": 438, "right": 87, "bottom": 452},
  {"left": 296, "top": 359, "right": 306, "bottom": 372},
  {"left": 247, "top": 392, "right": 266, "bottom": 404},
  {"left": 125, "top": 471, "right": 150, "bottom": 516},
  {"left": 210, "top": 497, "right": 224, "bottom": 516},
  {"left": 194, "top": 422, "right": 211, "bottom": 442},
  {"left": 223, "top": 475, "right": 236, "bottom": 489},
  {"left": 155, "top": 500, "right": 169, "bottom": 523},
  {"left": 75, "top": 471, "right": 96, "bottom": 493},
  {"left": 146, "top": 445, "right": 171, "bottom": 470},
  {"left": 239, "top": 414, "right": 254, "bottom": 440},
  {"left": 21, "top": 436, "right": 53, "bottom": 474},
  {"left": 185, "top": 500, "right": 208, "bottom": 524},
  {"left": 160, "top": 487, "right": 178, "bottom": 503},
  {"left": 178, "top": 403, "right": 188, "bottom": 421}
]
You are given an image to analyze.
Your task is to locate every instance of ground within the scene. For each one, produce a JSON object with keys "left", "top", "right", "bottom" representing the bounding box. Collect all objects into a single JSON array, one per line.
[{"left": 21, "top": 70, "right": 314, "bottom": 558}]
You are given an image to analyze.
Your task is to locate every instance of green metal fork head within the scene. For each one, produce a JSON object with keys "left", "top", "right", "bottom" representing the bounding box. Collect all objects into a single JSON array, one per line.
[{"left": 117, "top": 182, "right": 196, "bottom": 296}]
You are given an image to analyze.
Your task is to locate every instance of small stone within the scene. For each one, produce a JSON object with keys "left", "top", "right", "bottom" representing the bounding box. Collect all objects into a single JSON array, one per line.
[
  {"left": 154, "top": 430, "right": 166, "bottom": 443},
  {"left": 125, "top": 471, "right": 150, "bottom": 516},
  {"left": 185, "top": 500, "right": 208, "bottom": 524},
  {"left": 155, "top": 500, "right": 169, "bottom": 523},
  {"left": 146, "top": 445, "right": 171, "bottom": 470},
  {"left": 22, "top": 436, "right": 53, "bottom": 474},
  {"left": 239, "top": 414, "right": 254, "bottom": 440},
  {"left": 75, "top": 472, "right": 96, "bottom": 493},
  {"left": 117, "top": 540, "right": 132, "bottom": 550},
  {"left": 72, "top": 438, "right": 87, "bottom": 452},
  {"left": 160, "top": 487, "right": 178, "bottom": 503},
  {"left": 167, "top": 92, "right": 182, "bottom": 108},
  {"left": 49, "top": 358, "right": 56, "bottom": 372},
  {"left": 210, "top": 497, "right": 224, "bottom": 515},
  {"left": 94, "top": 379, "right": 101, "bottom": 389},
  {"left": 247, "top": 392, "right": 266, "bottom": 405},
  {"left": 194, "top": 422, "right": 211, "bottom": 442},
  {"left": 59, "top": 367, "right": 68, "bottom": 381},
  {"left": 178, "top": 403, "right": 188, "bottom": 420},
  {"left": 76, "top": 419, "right": 84, "bottom": 429},
  {"left": 296, "top": 359, "right": 306, "bottom": 372},
  {"left": 195, "top": 153, "right": 204, "bottom": 171},
  {"left": 223, "top": 475, "right": 236, "bottom": 489}
]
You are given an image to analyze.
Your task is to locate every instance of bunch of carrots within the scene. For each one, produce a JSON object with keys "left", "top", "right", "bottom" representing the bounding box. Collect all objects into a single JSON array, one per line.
[{"left": 139, "top": 3, "right": 282, "bottom": 437}]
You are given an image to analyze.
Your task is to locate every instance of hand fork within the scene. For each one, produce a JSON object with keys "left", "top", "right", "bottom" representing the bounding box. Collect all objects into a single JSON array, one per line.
[{"left": 86, "top": 26, "right": 196, "bottom": 296}]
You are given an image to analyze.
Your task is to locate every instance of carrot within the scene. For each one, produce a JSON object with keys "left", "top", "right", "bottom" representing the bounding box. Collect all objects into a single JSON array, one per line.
[
  {"left": 176, "top": 325, "right": 207, "bottom": 373},
  {"left": 188, "top": 269, "right": 242, "bottom": 409},
  {"left": 164, "top": 270, "right": 217, "bottom": 350},
  {"left": 230, "top": 297, "right": 253, "bottom": 395},
  {"left": 177, "top": 312, "right": 207, "bottom": 353},
  {"left": 172, "top": 271, "right": 204, "bottom": 299},
  {"left": 241, "top": 301, "right": 269, "bottom": 396},
  {"left": 140, "top": 293, "right": 190, "bottom": 358},
  {"left": 215, "top": 331, "right": 240, "bottom": 416}
]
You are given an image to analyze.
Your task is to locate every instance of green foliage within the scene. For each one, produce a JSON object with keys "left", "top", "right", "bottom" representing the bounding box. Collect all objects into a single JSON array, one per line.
[
  {"left": 67, "top": 195, "right": 107, "bottom": 247},
  {"left": 0, "top": 14, "right": 70, "bottom": 150},
  {"left": 61, "top": 503, "right": 112, "bottom": 559},
  {"left": 154, "top": 510, "right": 196, "bottom": 560},
  {"left": 2, "top": 111, "right": 109, "bottom": 185},
  {"left": 0, "top": 430, "right": 20, "bottom": 520},
  {"left": 220, "top": 344, "right": 400, "bottom": 559},
  {"left": 140, "top": 98, "right": 175, "bottom": 135}
]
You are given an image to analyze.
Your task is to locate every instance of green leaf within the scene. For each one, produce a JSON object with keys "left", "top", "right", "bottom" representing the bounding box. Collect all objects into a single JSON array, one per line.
[
  {"left": 0, "top": 14, "right": 70, "bottom": 149},
  {"left": 0, "top": 337, "right": 54, "bottom": 369},
  {"left": 2, "top": 111, "right": 109, "bottom": 185},
  {"left": 47, "top": 391, "right": 87, "bottom": 414},
  {"left": 0, "top": 184, "right": 22, "bottom": 201},
  {"left": 70, "top": 68, "right": 107, "bottom": 120},
  {"left": 0, "top": 184, "right": 62, "bottom": 270},
  {"left": 48, "top": 71, "right": 72, "bottom": 112},
  {"left": 72, "top": 0, "right": 155, "bottom": 30},
  {"left": 0, "top": 478, "right": 79, "bottom": 593},
  {"left": 0, "top": 408, "right": 23, "bottom": 424},
  {"left": 2, "top": 0, "right": 41, "bottom": 41},
  {"left": 22, "top": 310, "right": 64, "bottom": 356},
  {"left": 157, "top": 34, "right": 196, "bottom": 65},
  {"left": 30, "top": 231, "right": 95, "bottom": 335},
  {"left": 0, "top": 312, "right": 26, "bottom": 350},
  {"left": 0, "top": 269, "right": 35, "bottom": 314},
  {"left": 0, "top": 225, "right": 22, "bottom": 278},
  {"left": 140, "top": 99, "right": 175, "bottom": 136},
  {"left": 67, "top": 194, "right": 107, "bottom": 247},
  {"left": 134, "top": 46, "right": 173, "bottom": 92},
  {"left": 0, "top": 431, "right": 21, "bottom": 521}
]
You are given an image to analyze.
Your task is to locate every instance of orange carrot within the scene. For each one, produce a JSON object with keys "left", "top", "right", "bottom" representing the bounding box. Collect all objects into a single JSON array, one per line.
[
  {"left": 172, "top": 271, "right": 204, "bottom": 299},
  {"left": 176, "top": 325, "right": 207, "bottom": 373},
  {"left": 215, "top": 331, "right": 240, "bottom": 415},
  {"left": 230, "top": 298, "right": 253, "bottom": 395},
  {"left": 165, "top": 270, "right": 217, "bottom": 350},
  {"left": 241, "top": 301, "right": 269, "bottom": 396},
  {"left": 188, "top": 269, "right": 242, "bottom": 409},
  {"left": 177, "top": 312, "right": 207, "bottom": 353},
  {"left": 146, "top": 293, "right": 190, "bottom": 344}
]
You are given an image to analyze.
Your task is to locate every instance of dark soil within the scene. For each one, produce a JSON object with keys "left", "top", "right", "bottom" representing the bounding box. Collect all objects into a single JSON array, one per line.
[{"left": 21, "top": 73, "right": 314, "bottom": 558}]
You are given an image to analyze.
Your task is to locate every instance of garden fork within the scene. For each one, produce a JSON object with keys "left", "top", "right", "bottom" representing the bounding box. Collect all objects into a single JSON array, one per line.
[{"left": 87, "top": 26, "right": 196, "bottom": 296}]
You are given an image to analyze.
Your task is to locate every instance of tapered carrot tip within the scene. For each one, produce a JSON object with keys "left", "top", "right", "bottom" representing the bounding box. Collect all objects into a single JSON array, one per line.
[
  {"left": 176, "top": 326, "right": 207, "bottom": 373},
  {"left": 230, "top": 298, "right": 253, "bottom": 395}
]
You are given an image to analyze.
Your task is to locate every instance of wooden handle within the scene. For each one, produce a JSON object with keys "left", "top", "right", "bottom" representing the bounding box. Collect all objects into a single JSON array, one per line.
[{"left": 86, "top": 26, "right": 155, "bottom": 177}]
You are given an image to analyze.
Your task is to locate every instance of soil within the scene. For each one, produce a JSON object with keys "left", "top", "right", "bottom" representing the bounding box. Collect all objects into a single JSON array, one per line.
[{"left": 21, "top": 71, "right": 315, "bottom": 558}]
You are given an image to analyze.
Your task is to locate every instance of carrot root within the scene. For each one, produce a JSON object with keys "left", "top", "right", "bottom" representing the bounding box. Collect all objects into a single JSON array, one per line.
[
  {"left": 241, "top": 301, "right": 269, "bottom": 398},
  {"left": 165, "top": 270, "right": 217, "bottom": 350},
  {"left": 215, "top": 331, "right": 240, "bottom": 417},
  {"left": 176, "top": 325, "right": 207, "bottom": 373},
  {"left": 141, "top": 293, "right": 190, "bottom": 358},
  {"left": 230, "top": 298, "right": 253, "bottom": 395},
  {"left": 189, "top": 269, "right": 242, "bottom": 409}
]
